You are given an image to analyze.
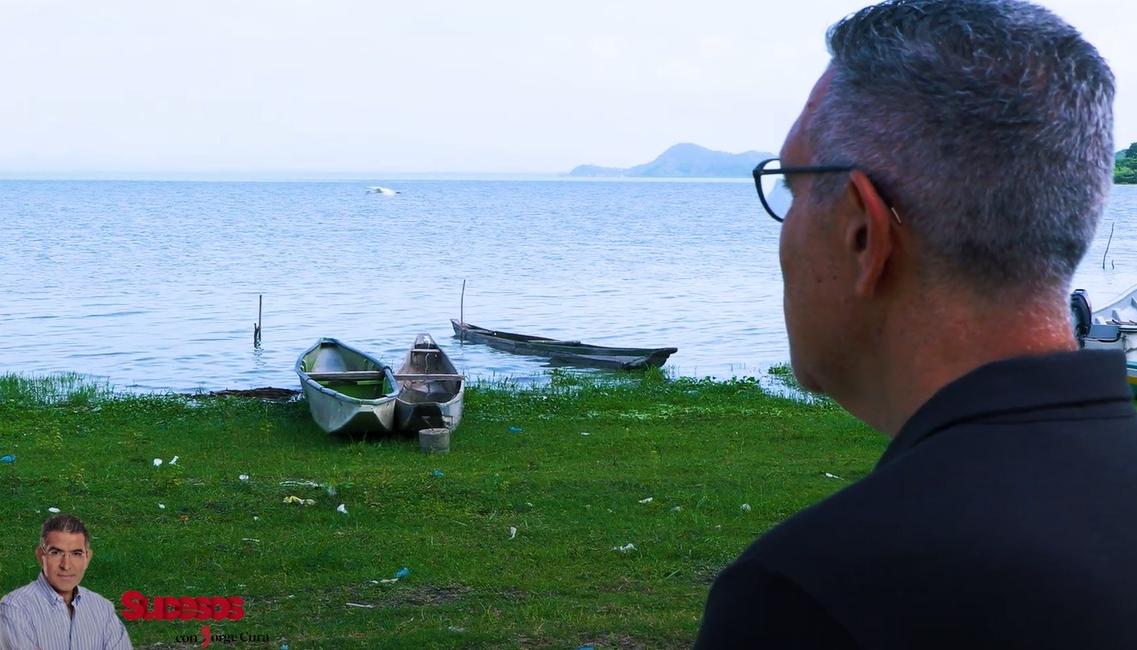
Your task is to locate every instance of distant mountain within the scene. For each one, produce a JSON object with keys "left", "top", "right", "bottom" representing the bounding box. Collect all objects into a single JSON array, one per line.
[{"left": 569, "top": 143, "right": 773, "bottom": 178}]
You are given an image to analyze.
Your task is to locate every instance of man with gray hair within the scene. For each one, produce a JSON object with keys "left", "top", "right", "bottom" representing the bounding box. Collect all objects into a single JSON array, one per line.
[
  {"left": 696, "top": 0, "right": 1136, "bottom": 647},
  {"left": 1, "top": 514, "right": 132, "bottom": 650}
]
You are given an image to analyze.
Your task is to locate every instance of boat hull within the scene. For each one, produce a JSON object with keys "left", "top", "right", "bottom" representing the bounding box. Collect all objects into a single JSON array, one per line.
[
  {"left": 451, "top": 319, "right": 676, "bottom": 370},
  {"left": 394, "top": 333, "right": 465, "bottom": 434},
  {"left": 295, "top": 338, "right": 399, "bottom": 435}
]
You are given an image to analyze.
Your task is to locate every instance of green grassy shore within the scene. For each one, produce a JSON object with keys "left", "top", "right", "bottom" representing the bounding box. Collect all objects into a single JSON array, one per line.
[{"left": 0, "top": 370, "right": 884, "bottom": 649}]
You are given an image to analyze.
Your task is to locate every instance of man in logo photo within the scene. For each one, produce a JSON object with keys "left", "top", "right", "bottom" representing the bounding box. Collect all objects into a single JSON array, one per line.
[{"left": 1, "top": 514, "right": 132, "bottom": 650}]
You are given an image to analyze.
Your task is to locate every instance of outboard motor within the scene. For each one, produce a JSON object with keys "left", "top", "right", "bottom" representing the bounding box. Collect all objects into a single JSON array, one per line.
[
  {"left": 1071, "top": 289, "right": 1093, "bottom": 346},
  {"left": 1071, "top": 288, "right": 1124, "bottom": 350}
]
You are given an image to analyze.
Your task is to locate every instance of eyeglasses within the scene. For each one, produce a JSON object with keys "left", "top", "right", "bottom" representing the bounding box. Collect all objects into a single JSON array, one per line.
[
  {"left": 752, "top": 157, "right": 901, "bottom": 224},
  {"left": 753, "top": 158, "right": 854, "bottom": 222},
  {"left": 41, "top": 546, "right": 88, "bottom": 561}
]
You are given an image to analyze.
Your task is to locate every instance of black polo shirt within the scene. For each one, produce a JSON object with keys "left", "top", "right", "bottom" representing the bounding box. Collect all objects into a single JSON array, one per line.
[{"left": 695, "top": 350, "right": 1137, "bottom": 649}]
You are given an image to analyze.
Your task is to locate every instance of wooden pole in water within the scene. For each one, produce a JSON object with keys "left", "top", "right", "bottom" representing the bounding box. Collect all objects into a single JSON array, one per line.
[
  {"left": 254, "top": 295, "right": 263, "bottom": 348},
  {"left": 460, "top": 279, "right": 466, "bottom": 343},
  {"left": 1102, "top": 222, "right": 1115, "bottom": 269}
]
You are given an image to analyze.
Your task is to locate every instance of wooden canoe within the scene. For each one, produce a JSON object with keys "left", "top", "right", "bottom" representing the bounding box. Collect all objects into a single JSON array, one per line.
[
  {"left": 450, "top": 319, "right": 677, "bottom": 370},
  {"left": 295, "top": 338, "right": 399, "bottom": 435},
  {"left": 394, "top": 333, "right": 465, "bottom": 434}
]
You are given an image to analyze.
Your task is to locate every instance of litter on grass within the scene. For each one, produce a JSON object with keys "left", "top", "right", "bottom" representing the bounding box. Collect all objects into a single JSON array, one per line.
[
  {"left": 345, "top": 602, "right": 375, "bottom": 609},
  {"left": 379, "top": 566, "right": 411, "bottom": 584},
  {"left": 508, "top": 425, "right": 523, "bottom": 433},
  {"left": 1, "top": 454, "right": 15, "bottom": 464},
  {"left": 508, "top": 527, "right": 517, "bottom": 540},
  {"left": 280, "top": 479, "right": 320, "bottom": 488},
  {"left": 158, "top": 504, "right": 165, "bottom": 510},
  {"left": 239, "top": 474, "right": 250, "bottom": 482},
  {"left": 152, "top": 458, "right": 162, "bottom": 467},
  {"left": 283, "top": 496, "right": 316, "bottom": 506},
  {"left": 48, "top": 507, "right": 61, "bottom": 514},
  {"left": 740, "top": 503, "right": 752, "bottom": 512},
  {"left": 431, "top": 469, "right": 445, "bottom": 478},
  {"left": 612, "top": 543, "right": 636, "bottom": 553},
  {"left": 336, "top": 503, "right": 348, "bottom": 514},
  {"left": 638, "top": 497, "right": 653, "bottom": 504},
  {"left": 824, "top": 472, "right": 843, "bottom": 480},
  {"left": 169, "top": 456, "right": 179, "bottom": 465}
]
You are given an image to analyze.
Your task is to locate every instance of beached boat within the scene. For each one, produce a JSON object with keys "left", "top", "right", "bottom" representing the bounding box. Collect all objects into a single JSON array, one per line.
[
  {"left": 295, "top": 338, "right": 399, "bottom": 435},
  {"left": 394, "top": 334, "right": 465, "bottom": 434},
  {"left": 1072, "top": 288, "right": 1137, "bottom": 397},
  {"left": 450, "top": 319, "right": 678, "bottom": 370}
]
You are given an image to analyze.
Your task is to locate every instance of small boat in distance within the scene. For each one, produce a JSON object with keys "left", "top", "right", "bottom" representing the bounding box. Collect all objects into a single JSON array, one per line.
[
  {"left": 451, "top": 319, "right": 677, "bottom": 370},
  {"left": 367, "top": 186, "right": 400, "bottom": 196},
  {"left": 295, "top": 338, "right": 399, "bottom": 435},
  {"left": 394, "top": 334, "right": 465, "bottom": 434}
]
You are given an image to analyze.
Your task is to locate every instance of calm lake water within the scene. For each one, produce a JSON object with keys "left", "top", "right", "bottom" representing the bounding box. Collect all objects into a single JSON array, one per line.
[{"left": 2, "top": 179, "right": 1136, "bottom": 393}]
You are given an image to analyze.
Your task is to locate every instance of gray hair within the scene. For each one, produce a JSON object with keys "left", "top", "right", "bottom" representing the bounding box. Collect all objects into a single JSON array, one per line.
[
  {"left": 41, "top": 513, "right": 90, "bottom": 547},
  {"left": 811, "top": 0, "right": 1114, "bottom": 296}
]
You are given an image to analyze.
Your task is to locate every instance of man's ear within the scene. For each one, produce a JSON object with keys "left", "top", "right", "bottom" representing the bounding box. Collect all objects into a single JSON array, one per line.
[
  {"left": 844, "top": 170, "right": 897, "bottom": 298},
  {"left": 35, "top": 545, "right": 44, "bottom": 562}
]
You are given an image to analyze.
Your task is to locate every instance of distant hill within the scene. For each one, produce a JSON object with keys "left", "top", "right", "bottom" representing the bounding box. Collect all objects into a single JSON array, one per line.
[{"left": 569, "top": 143, "right": 773, "bottom": 178}]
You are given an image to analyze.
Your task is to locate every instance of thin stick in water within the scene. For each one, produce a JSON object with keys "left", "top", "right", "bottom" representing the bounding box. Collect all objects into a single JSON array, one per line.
[
  {"left": 254, "top": 294, "right": 263, "bottom": 348},
  {"left": 1103, "top": 221, "right": 1115, "bottom": 270},
  {"left": 460, "top": 279, "right": 466, "bottom": 343}
]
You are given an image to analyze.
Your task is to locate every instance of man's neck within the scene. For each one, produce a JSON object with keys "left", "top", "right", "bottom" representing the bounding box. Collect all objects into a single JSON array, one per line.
[{"left": 836, "top": 291, "right": 1078, "bottom": 437}]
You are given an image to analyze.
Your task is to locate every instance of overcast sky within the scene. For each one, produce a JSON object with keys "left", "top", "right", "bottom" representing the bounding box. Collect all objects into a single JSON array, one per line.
[{"left": 0, "top": 0, "right": 1131, "bottom": 176}]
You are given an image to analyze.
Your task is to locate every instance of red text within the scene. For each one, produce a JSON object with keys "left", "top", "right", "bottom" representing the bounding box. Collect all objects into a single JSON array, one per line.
[{"left": 120, "top": 591, "right": 245, "bottom": 621}]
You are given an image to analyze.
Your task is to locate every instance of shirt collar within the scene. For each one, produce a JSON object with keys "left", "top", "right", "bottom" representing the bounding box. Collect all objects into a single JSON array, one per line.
[
  {"left": 878, "top": 349, "right": 1133, "bottom": 469},
  {"left": 35, "top": 571, "right": 81, "bottom": 607}
]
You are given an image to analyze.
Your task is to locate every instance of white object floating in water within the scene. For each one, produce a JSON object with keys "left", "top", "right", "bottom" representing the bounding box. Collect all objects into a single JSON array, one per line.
[
  {"left": 169, "top": 455, "right": 179, "bottom": 465},
  {"left": 47, "top": 507, "right": 61, "bottom": 514},
  {"left": 508, "top": 526, "right": 517, "bottom": 540},
  {"left": 152, "top": 458, "right": 162, "bottom": 467},
  {"left": 612, "top": 543, "right": 636, "bottom": 553},
  {"left": 638, "top": 497, "right": 653, "bottom": 504},
  {"left": 367, "top": 186, "right": 400, "bottom": 196},
  {"left": 740, "top": 503, "right": 752, "bottom": 512},
  {"left": 336, "top": 503, "right": 348, "bottom": 514},
  {"left": 824, "top": 472, "right": 843, "bottom": 480},
  {"left": 239, "top": 474, "right": 250, "bottom": 481}
]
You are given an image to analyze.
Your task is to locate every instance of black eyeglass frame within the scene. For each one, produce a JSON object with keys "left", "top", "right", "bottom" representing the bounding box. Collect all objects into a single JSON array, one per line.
[{"left": 752, "top": 157, "right": 855, "bottom": 223}]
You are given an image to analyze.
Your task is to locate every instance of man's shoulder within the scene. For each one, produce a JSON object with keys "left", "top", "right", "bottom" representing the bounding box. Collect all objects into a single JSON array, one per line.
[{"left": 0, "top": 579, "right": 43, "bottom": 608}]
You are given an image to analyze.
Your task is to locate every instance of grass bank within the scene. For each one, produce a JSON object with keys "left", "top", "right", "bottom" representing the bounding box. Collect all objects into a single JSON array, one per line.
[{"left": 0, "top": 370, "right": 883, "bottom": 649}]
